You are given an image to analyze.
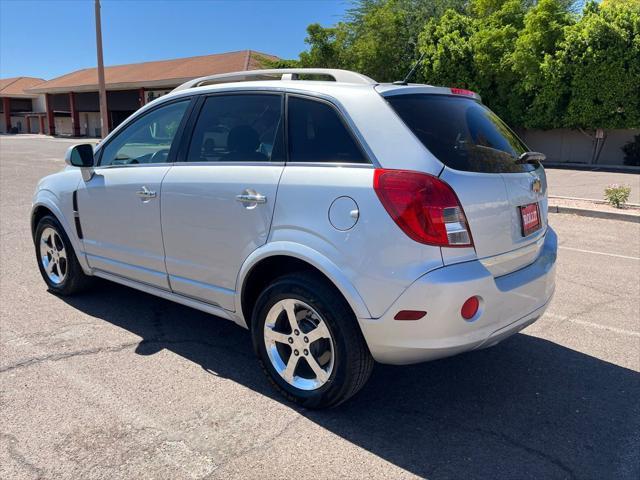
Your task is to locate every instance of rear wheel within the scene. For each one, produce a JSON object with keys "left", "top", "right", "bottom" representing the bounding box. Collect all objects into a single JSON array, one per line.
[
  {"left": 35, "top": 215, "right": 92, "bottom": 295},
  {"left": 251, "top": 272, "right": 374, "bottom": 408}
]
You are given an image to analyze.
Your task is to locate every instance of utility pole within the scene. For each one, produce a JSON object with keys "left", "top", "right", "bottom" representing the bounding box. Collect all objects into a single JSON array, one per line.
[{"left": 95, "top": 0, "right": 109, "bottom": 137}]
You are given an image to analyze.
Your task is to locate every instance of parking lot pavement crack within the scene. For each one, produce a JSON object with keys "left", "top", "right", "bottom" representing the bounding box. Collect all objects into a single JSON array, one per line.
[
  {"left": 394, "top": 408, "right": 577, "bottom": 479},
  {"left": 3, "top": 322, "right": 104, "bottom": 344},
  {"left": 471, "top": 427, "right": 577, "bottom": 480},
  {"left": 0, "top": 337, "right": 253, "bottom": 374},
  {"left": 556, "top": 273, "right": 627, "bottom": 299},
  {"left": 0, "top": 340, "right": 141, "bottom": 373},
  {"left": 554, "top": 297, "right": 622, "bottom": 325},
  {"left": 204, "top": 415, "right": 303, "bottom": 479},
  {"left": 1, "top": 432, "right": 45, "bottom": 478}
]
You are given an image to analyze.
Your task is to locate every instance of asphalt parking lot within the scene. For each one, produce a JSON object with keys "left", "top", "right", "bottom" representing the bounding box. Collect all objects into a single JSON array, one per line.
[{"left": 1, "top": 135, "right": 639, "bottom": 480}]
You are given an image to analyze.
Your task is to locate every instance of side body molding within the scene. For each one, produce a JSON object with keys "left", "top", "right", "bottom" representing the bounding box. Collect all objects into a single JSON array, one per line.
[{"left": 235, "top": 241, "right": 373, "bottom": 328}]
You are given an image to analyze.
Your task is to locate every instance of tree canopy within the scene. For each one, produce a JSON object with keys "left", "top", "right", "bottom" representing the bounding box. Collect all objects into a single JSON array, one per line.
[{"left": 283, "top": 0, "right": 640, "bottom": 130}]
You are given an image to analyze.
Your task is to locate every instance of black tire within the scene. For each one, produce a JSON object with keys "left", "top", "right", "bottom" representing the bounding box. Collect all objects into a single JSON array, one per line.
[
  {"left": 34, "top": 215, "right": 93, "bottom": 295},
  {"left": 251, "top": 272, "right": 374, "bottom": 408}
]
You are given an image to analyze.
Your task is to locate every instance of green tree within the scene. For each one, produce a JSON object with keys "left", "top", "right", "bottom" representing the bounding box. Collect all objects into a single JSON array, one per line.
[
  {"left": 419, "top": 0, "right": 529, "bottom": 124},
  {"left": 297, "top": 23, "right": 349, "bottom": 69},
  {"left": 511, "top": 0, "right": 574, "bottom": 93},
  {"left": 344, "top": 0, "right": 414, "bottom": 81},
  {"left": 533, "top": 1, "right": 640, "bottom": 129},
  {"left": 287, "top": 0, "right": 639, "bottom": 130},
  {"left": 286, "top": 0, "right": 467, "bottom": 82},
  {"left": 471, "top": 0, "right": 528, "bottom": 125},
  {"left": 418, "top": 10, "right": 477, "bottom": 88}
]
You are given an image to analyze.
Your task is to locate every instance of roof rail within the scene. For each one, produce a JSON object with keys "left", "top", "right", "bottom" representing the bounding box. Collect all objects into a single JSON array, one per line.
[{"left": 172, "top": 68, "right": 377, "bottom": 92}]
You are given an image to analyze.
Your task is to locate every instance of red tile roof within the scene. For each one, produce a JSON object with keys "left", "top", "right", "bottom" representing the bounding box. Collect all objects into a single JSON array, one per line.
[
  {"left": 28, "top": 50, "right": 278, "bottom": 94},
  {"left": 0, "top": 77, "right": 46, "bottom": 97}
]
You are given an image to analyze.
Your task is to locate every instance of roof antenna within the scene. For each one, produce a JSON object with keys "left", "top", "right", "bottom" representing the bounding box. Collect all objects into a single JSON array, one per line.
[{"left": 393, "top": 51, "right": 426, "bottom": 86}]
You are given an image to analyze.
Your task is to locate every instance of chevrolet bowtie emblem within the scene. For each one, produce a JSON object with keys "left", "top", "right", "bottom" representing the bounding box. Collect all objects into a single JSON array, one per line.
[{"left": 531, "top": 177, "right": 542, "bottom": 194}]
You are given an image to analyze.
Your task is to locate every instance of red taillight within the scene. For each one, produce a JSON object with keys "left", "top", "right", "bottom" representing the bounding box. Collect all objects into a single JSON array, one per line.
[
  {"left": 373, "top": 169, "right": 473, "bottom": 247},
  {"left": 450, "top": 87, "right": 476, "bottom": 97},
  {"left": 461, "top": 296, "right": 480, "bottom": 320}
]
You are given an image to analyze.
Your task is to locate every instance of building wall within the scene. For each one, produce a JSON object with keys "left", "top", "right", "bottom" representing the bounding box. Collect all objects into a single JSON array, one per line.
[
  {"left": 10, "top": 116, "right": 25, "bottom": 132},
  {"left": 32, "top": 95, "right": 46, "bottom": 113},
  {"left": 50, "top": 93, "right": 70, "bottom": 111},
  {"left": 76, "top": 92, "right": 99, "bottom": 111},
  {"left": 9, "top": 98, "right": 32, "bottom": 112},
  {"left": 47, "top": 90, "right": 142, "bottom": 136},
  {"left": 107, "top": 90, "right": 139, "bottom": 111},
  {"left": 28, "top": 116, "right": 40, "bottom": 133},
  {"left": 80, "top": 112, "right": 101, "bottom": 137},
  {"left": 520, "top": 129, "right": 640, "bottom": 166},
  {"left": 54, "top": 116, "right": 72, "bottom": 136}
]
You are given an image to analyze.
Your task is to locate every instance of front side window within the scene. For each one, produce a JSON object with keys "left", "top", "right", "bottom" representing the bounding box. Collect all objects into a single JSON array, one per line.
[
  {"left": 99, "top": 100, "right": 189, "bottom": 166},
  {"left": 186, "top": 94, "right": 284, "bottom": 163},
  {"left": 386, "top": 94, "right": 532, "bottom": 173},
  {"left": 288, "top": 97, "right": 367, "bottom": 164}
]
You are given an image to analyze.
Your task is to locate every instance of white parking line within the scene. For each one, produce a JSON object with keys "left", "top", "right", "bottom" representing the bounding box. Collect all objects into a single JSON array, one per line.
[
  {"left": 544, "top": 312, "right": 640, "bottom": 338},
  {"left": 559, "top": 246, "right": 640, "bottom": 261}
]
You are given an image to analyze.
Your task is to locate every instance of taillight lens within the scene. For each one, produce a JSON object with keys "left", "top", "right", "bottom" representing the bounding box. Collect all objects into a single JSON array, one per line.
[{"left": 373, "top": 169, "right": 473, "bottom": 247}]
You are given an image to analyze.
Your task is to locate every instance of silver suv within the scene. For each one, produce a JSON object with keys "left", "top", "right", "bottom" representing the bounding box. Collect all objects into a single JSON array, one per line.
[{"left": 31, "top": 69, "right": 557, "bottom": 408}]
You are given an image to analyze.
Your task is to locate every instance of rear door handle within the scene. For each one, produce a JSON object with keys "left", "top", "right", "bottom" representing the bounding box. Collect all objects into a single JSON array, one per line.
[
  {"left": 136, "top": 186, "right": 157, "bottom": 201},
  {"left": 236, "top": 192, "right": 267, "bottom": 205}
]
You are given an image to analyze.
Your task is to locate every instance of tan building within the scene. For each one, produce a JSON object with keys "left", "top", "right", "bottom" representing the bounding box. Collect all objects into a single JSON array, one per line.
[
  {"left": 26, "top": 49, "right": 277, "bottom": 137},
  {"left": 0, "top": 77, "right": 47, "bottom": 134}
]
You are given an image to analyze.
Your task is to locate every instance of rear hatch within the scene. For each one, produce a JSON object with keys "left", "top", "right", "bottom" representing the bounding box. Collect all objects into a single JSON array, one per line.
[{"left": 385, "top": 91, "right": 547, "bottom": 275}]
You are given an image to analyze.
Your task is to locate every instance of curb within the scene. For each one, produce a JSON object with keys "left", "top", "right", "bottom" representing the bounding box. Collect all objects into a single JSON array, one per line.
[
  {"left": 549, "top": 195, "right": 640, "bottom": 208},
  {"left": 543, "top": 162, "right": 640, "bottom": 173},
  {"left": 549, "top": 204, "right": 640, "bottom": 223}
]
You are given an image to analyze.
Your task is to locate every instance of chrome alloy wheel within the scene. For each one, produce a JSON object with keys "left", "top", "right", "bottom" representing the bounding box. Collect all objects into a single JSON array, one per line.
[
  {"left": 264, "top": 299, "right": 335, "bottom": 391},
  {"left": 39, "top": 227, "right": 68, "bottom": 285}
]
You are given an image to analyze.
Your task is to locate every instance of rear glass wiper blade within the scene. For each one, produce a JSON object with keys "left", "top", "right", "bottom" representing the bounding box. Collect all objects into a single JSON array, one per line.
[{"left": 516, "top": 151, "right": 546, "bottom": 164}]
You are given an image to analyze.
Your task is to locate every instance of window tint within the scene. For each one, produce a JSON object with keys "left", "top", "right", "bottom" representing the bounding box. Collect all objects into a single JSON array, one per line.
[
  {"left": 100, "top": 100, "right": 189, "bottom": 166},
  {"left": 386, "top": 94, "right": 533, "bottom": 173},
  {"left": 288, "top": 97, "right": 367, "bottom": 164},
  {"left": 187, "top": 94, "right": 283, "bottom": 163}
]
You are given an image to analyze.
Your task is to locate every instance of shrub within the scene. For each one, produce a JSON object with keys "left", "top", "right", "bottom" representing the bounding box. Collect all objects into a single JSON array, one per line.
[
  {"left": 604, "top": 184, "right": 632, "bottom": 208},
  {"left": 622, "top": 134, "right": 640, "bottom": 166}
]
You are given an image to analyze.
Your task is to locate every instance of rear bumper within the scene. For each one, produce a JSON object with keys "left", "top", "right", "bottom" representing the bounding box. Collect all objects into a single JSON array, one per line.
[{"left": 358, "top": 227, "right": 557, "bottom": 365}]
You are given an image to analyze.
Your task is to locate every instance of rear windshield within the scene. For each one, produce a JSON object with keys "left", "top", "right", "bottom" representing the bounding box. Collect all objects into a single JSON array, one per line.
[{"left": 386, "top": 94, "right": 535, "bottom": 173}]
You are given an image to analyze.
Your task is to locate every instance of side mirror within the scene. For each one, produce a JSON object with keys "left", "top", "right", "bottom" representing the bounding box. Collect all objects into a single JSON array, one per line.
[{"left": 65, "top": 144, "right": 95, "bottom": 168}]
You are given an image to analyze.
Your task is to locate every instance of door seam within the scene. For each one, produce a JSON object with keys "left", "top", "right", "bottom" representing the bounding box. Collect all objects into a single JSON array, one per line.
[{"left": 159, "top": 165, "right": 174, "bottom": 291}]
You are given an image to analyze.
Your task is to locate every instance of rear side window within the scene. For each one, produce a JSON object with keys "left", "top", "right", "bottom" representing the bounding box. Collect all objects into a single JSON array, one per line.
[
  {"left": 288, "top": 97, "right": 367, "bottom": 164},
  {"left": 187, "top": 94, "right": 284, "bottom": 163},
  {"left": 386, "top": 94, "right": 533, "bottom": 173}
]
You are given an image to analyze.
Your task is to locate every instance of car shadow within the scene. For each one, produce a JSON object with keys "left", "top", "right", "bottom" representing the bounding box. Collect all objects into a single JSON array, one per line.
[{"left": 60, "top": 282, "right": 640, "bottom": 480}]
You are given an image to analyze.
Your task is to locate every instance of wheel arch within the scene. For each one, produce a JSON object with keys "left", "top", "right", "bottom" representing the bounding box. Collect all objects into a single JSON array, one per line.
[
  {"left": 236, "top": 243, "right": 372, "bottom": 329},
  {"left": 31, "top": 204, "right": 55, "bottom": 239},
  {"left": 30, "top": 192, "right": 90, "bottom": 272}
]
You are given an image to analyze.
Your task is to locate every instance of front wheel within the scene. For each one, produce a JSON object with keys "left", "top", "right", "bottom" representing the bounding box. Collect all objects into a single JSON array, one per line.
[
  {"left": 34, "top": 215, "right": 93, "bottom": 295},
  {"left": 251, "top": 272, "right": 374, "bottom": 408}
]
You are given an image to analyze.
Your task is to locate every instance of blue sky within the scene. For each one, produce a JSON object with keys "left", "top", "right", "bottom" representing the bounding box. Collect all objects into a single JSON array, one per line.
[{"left": 0, "top": 0, "right": 350, "bottom": 80}]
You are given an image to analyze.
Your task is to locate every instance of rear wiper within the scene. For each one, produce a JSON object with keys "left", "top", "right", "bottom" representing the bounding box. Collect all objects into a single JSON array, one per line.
[{"left": 516, "top": 151, "right": 546, "bottom": 164}]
